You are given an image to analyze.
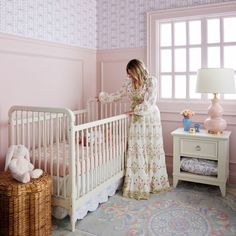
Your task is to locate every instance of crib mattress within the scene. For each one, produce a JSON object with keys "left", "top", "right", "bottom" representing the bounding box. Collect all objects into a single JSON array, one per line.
[{"left": 30, "top": 142, "right": 103, "bottom": 177}]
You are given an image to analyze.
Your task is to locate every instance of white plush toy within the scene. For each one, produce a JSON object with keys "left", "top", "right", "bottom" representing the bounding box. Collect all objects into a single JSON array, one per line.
[{"left": 4, "top": 144, "right": 43, "bottom": 183}]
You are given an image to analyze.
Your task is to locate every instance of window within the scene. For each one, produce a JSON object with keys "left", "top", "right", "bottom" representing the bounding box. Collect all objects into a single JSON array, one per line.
[{"left": 148, "top": 3, "right": 236, "bottom": 107}]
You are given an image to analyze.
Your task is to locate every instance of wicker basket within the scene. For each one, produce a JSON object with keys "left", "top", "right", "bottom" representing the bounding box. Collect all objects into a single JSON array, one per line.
[{"left": 0, "top": 171, "right": 52, "bottom": 236}]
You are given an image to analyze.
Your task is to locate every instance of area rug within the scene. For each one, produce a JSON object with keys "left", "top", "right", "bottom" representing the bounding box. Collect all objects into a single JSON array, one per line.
[{"left": 52, "top": 182, "right": 236, "bottom": 236}]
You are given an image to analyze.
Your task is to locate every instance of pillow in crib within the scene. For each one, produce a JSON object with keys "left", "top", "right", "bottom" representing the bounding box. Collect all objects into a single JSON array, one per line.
[{"left": 180, "top": 157, "right": 217, "bottom": 176}]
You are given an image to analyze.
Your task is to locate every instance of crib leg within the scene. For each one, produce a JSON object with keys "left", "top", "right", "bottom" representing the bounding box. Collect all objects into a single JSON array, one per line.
[{"left": 70, "top": 216, "right": 77, "bottom": 232}]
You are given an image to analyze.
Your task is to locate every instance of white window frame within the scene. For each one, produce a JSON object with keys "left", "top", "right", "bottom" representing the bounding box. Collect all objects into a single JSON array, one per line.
[{"left": 147, "top": 2, "right": 236, "bottom": 114}]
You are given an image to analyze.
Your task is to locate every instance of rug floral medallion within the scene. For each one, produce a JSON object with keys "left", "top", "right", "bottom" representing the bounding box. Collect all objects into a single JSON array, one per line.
[{"left": 52, "top": 182, "right": 236, "bottom": 236}]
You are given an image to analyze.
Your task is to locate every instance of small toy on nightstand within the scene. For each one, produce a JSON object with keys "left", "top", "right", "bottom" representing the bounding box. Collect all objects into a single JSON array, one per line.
[
  {"left": 194, "top": 123, "right": 200, "bottom": 132},
  {"left": 189, "top": 128, "right": 196, "bottom": 134}
]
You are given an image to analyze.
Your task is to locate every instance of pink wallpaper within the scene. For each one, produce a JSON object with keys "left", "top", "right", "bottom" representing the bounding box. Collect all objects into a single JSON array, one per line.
[
  {"left": 0, "top": 0, "right": 233, "bottom": 49},
  {"left": 0, "top": 0, "right": 97, "bottom": 49},
  {"left": 97, "top": 0, "right": 234, "bottom": 49}
]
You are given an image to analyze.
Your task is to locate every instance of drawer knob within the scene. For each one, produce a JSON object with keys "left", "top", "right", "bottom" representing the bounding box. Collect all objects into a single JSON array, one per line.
[{"left": 195, "top": 145, "right": 201, "bottom": 151}]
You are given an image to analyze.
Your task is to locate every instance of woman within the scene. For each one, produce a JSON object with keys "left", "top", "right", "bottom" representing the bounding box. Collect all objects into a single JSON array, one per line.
[{"left": 99, "top": 59, "right": 169, "bottom": 200}]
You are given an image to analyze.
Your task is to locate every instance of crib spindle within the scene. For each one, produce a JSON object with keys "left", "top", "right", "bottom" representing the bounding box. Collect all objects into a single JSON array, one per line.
[
  {"left": 76, "top": 131, "right": 81, "bottom": 198},
  {"left": 81, "top": 129, "right": 85, "bottom": 196},
  {"left": 85, "top": 129, "right": 90, "bottom": 194},
  {"left": 26, "top": 111, "right": 30, "bottom": 150},
  {"left": 62, "top": 114, "right": 67, "bottom": 198},
  {"left": 102, "top": 124, "right": 105, "bottom": 183},
  {"left": 13, "top": 111, "right": 18, "bottom": 145},
  {"left": 56, "top": 114, "right": 60, "bottom": 196},
  {"left": 90, "top": 128, "right": 94, "bottom": 192},
  {"left": 98, "top": 125, "right": 102, "bottom": 185},
  {"left": 49, "top": 113, "right": 54, "bottom": 178},
  {"left": 94, "top": 127, "right": 98, "bottom": 188}
]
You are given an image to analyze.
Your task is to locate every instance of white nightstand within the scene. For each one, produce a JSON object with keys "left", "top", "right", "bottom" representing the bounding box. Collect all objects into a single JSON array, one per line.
[{"left": 171, "top": 128, "right": 231, "bottom": 196}]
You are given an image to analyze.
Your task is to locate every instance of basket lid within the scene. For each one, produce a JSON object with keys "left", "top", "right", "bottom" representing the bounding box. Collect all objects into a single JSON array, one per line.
[{"left": 0, "top": 171, "right": 51, "bottom": 196}]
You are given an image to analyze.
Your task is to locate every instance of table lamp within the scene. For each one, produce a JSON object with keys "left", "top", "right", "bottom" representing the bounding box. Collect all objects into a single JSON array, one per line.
[{"left": 196, "top": 68, "right": 236, "bottom": 134}]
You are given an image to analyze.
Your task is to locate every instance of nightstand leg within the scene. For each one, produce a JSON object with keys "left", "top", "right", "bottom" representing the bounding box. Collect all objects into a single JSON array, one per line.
[
  {"left": 173, "top": 177, "right": 178, "bottom": 187},
  {"left": 219, "top": 184, "right": 226, "bottom": 197}
]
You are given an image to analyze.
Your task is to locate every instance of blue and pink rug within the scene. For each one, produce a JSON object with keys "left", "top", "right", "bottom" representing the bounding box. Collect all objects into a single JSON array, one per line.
[{"left": 52, "top": 182, "right": 236, "bottom": 236}]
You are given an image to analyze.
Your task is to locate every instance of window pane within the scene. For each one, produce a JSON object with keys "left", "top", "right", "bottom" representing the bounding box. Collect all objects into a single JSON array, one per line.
[
  {"left": 160, "top": 49, "right": 172, "bottom": 72},
  {"left": 189, "top": 20, "right": 201, "bottom": 45},
  {"left": 189, "top": 75, "right": 201, "bottom": 99},
  {"left": 208, "top": 47, "right": 220, "bottom": 67},
  {"left": 161, "top": 75, "right": 172, "bottom": 98},
  {"left": 224, "top": 75, "right": 236, "bottom": 99},
  {"left": 174, "top": 22, "right": 186, "bottom": 46},
  {"left": 175, "top": 48, "right": 186, "bottom": 72},
  {"left": 189, "top": 47, "right": 201, "bottom": 72},
  {"left": 160, "top": 23, "right": 172, "bottom": 46},
  {"left": 207, "top": 19, "right": 220, "bottom": 43},
  {"left": 224, "top": 46, "right": 236, "bottom": 70},
  {"left": 224, "top": 75, "right": 236, "bottom": 100},
  {"left": 175, "top": 75, "right": 186, "bottom": 98},
  {"left": 224, "top": 94, "right": 236, "bottom": 99},
  {"left": 224, "top": 17, "right": 236, "bottom": 42}
]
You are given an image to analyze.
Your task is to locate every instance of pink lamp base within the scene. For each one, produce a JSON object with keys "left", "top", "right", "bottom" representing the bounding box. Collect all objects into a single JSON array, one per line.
[
  {"left": 204, "top": 95, "right": 227, "bottom": 134},
  {"left": 204, "top": 117, "right": 227, "bottom": 134}
]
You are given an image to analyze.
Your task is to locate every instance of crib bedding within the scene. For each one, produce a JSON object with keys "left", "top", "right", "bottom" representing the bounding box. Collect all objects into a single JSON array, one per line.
[
  {"left": 30, "top": 142, "right": 106, "bottom": 177},
  {"left": 52, "top": 176, "right": 123, "bottom": 220},
  {"left": 30, "top": 141, "right": 119, "bottom": 177},
  {"left": 31, "top": 143, "right": 84, "bottom": 177}
]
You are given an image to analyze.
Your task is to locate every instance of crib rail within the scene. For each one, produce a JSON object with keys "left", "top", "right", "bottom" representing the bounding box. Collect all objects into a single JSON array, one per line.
[
  {"left": 8, "top": 106, "right": 88, "bottom": 147},
  {"left": 87, "top": 98, "right": 129, "bottom": 121}
]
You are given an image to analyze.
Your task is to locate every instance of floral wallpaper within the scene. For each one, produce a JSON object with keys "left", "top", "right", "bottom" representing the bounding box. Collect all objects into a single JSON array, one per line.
[
  {"left": 0, "top": 0, "right": 97, "bottom": 49},
  {"left": 97, "top": 0, "right": 234, "bottom": 49},
  {"left": 0, "top": 0, "right": 234, "bottom": 49}
]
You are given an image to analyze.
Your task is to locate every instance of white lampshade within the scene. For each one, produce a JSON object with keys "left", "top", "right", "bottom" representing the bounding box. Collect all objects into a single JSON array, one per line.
[
  {"left": 196, "top": 68, "right": 235, "bottom": 94},
  {"left": 195, "top": 68, "right": 236, "bottom": 134}
]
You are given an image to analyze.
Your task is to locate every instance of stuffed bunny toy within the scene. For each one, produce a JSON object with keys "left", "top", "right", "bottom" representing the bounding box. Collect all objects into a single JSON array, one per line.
[{"left": 4, "top": 144, "right": 43, "bottom": 183}]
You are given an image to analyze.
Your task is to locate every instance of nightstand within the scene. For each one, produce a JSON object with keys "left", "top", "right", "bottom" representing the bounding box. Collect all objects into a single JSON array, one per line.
[{"left": 171, "top": 128, "right": 231, "bottom": 196}]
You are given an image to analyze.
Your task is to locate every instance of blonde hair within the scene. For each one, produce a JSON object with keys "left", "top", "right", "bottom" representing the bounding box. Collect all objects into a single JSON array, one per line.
[{"left": 126, "top": 59, "right": 149, "bottom": 85}]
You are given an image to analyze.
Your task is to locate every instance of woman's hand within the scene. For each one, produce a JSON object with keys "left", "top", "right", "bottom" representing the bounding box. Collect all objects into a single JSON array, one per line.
[
  {"left": 125, "top": 110, "right": 134, "bottom": 116},
  {"left": 95, "top": 96, "right": 99, "bottom": 101}
]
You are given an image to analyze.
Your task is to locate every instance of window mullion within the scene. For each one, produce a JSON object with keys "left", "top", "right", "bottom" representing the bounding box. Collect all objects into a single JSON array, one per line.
[
  {"left": 201, "top": 18, "right": 208, "bottom": 101},
  {"left": 171, "top": 22, "right": 175, "bottom": 99},
  {"left": 220, "top": 16, "right": 224, "bottom": 99},
  {"left": 186, "top": 20, "right": 190, "bottom": 99}
]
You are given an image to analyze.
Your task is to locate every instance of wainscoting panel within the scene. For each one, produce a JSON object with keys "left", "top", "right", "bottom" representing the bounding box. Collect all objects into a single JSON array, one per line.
[
  {"left": 100, "top": 60, "right": 128, "bottom": 93},
  {"left": 97, "top": 47, "right": 146, "bottom": 93},
  {"left": 0, "top": 33, "right": 97, "bottom": 169}
]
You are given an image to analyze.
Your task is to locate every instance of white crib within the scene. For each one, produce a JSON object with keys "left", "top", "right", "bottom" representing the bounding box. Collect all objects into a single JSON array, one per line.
[{"left": 8, "top": 99, "right": 129, "bottom": 231}]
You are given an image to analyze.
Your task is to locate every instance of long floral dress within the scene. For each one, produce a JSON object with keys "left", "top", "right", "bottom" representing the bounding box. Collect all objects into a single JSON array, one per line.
[{"left": 99, "top": 76, "right": 170, "bottom": 199}]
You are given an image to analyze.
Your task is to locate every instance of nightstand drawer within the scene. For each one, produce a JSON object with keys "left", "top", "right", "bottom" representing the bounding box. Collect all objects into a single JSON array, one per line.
[{"left": 180, "top": 139, "right": 218, "bottom": 160}]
